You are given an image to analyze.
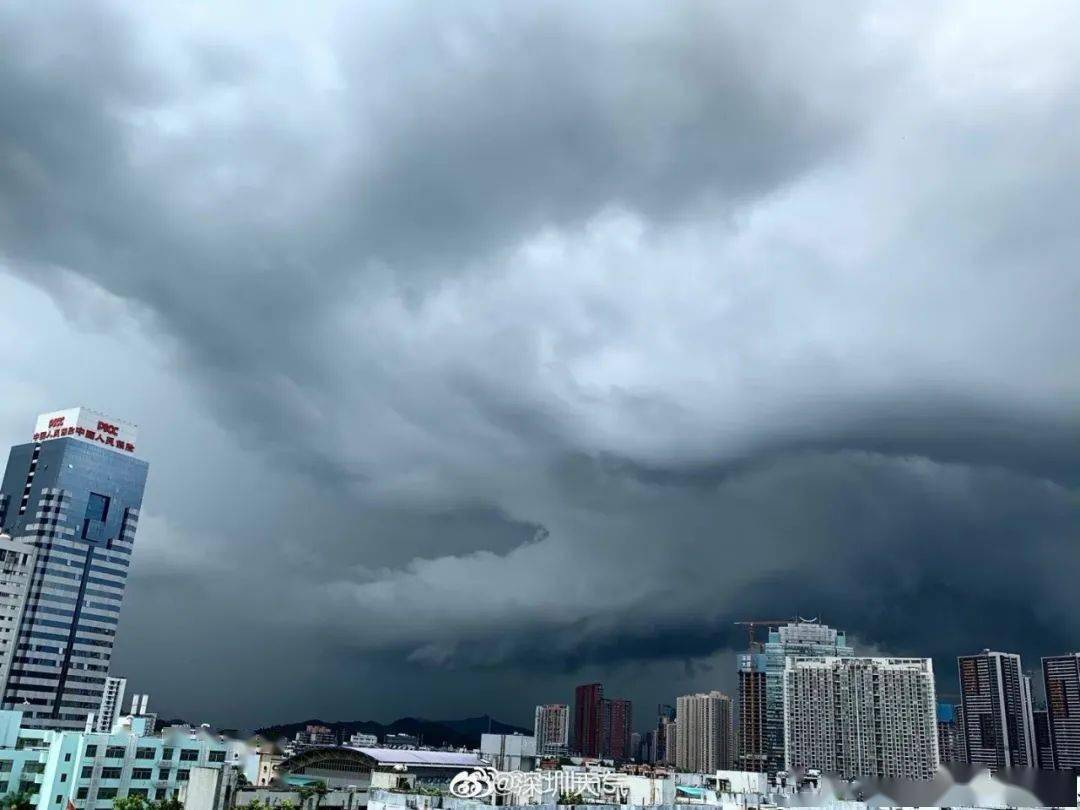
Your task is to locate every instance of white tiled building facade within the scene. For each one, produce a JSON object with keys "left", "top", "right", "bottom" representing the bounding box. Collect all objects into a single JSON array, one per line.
[
  {"left": 533, "top": 704, "right": 569, "bottom": 757},
  {"left": 784, "top": 657, "right": 938, "bottom": 780},
  {"left": 0, "top": 710, "right": 242, "bottom": 810},
  {"left": 92, "top": 678, "right": 127, "bottom": 734}
]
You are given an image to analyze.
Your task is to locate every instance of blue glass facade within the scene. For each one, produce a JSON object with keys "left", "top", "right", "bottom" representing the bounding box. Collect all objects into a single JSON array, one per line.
[{"left": 0, "top": 436, "right": 148, "bottom": 730}]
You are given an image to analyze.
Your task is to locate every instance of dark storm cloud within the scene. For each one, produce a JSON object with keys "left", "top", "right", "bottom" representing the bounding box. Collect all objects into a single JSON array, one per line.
[{"left": 2, "top": 0, "right": 1080, "bottom": 728}]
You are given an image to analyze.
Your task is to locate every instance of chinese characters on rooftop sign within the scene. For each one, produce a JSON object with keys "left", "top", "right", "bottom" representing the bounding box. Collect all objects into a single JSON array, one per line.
[{"left": 32, "top": 408, "right": 138, "bottom": 456}]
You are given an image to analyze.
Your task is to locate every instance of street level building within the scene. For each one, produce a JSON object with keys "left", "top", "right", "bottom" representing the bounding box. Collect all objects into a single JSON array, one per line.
[{"left": 0, "top": 708, "right": 240, "bottom": 810}]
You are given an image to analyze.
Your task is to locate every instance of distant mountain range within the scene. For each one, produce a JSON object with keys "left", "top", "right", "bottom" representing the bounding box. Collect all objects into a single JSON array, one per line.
[{"left": 254, "top": 714, "right": 531, "bottom": 748}]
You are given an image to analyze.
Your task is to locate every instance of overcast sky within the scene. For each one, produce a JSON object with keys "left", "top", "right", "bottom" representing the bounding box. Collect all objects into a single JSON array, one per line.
[{"left": 2, "top": 1, "right": 1079, "bottom": 731}]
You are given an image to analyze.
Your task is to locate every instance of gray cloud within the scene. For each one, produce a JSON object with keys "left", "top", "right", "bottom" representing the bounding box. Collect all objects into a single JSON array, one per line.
[{"left": 1, "top": 0, "right": 1079, "bottom": 729}]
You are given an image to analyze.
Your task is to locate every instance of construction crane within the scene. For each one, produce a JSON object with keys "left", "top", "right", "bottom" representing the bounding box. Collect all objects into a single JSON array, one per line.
[{"left": 734, "top": 618, "right": 806, "bottom": 651}]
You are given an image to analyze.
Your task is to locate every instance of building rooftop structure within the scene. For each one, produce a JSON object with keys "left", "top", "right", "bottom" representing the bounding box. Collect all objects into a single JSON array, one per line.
[
  {"left": 276, "top": 746, "right": 488, "bottom": 791},
  {"left": 354, "top": 748, "right": 486, "bottom": 767}
]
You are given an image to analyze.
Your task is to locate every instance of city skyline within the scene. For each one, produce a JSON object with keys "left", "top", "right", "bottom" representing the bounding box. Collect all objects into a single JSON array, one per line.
[
  {"left": 0, "top": 437, "right": 1067, "bottom": 745},
  {"left": 2, "top": 1, "right": 1080, "bottom": 733},
  {"left": 3, "top": 410, "right": 1080, "bottom": 790}
]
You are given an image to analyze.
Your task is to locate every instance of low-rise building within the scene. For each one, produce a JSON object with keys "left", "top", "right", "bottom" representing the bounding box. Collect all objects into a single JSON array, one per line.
[
  {"left": 480, "top": 734, "right": 536, "bottom": 772},
  {"left": 383, "top": 733, "right": 418, "bottom": 748},
  {"left": 0, "top": 709, "right": 244, "bottom": 810},
  {"left": 294, "top": 725, "right": 337, "bottom": 748},
  {"left": 276, "top": 746, "right": 486, "bottom": 791}
]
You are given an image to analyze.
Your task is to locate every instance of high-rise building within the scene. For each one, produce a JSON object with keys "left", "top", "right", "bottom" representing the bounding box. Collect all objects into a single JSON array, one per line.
[
  {"left": 955, "top": 702, "right": 968, "bottom": 763},
  {"left": 761, "top": 620, "right": 853, "bottom": 773},
  {"left": 957, "top": 650, "right": 1036, "bottom": 770},
  {"left": 675, "top": 691, "right": 732, "bottom": 774},
  {"left": 784, "top": 657, "right": 938, "bottom": 780},
  {"left": 1032, "top": 710, "right": 1053, "bottom": 769},
  {"left": 601, "top": 697, "right": 632, "bottom": 760},
  {"left": 573, "top": 683, "right": 603, "bottom": 758},
  {"left": 655, "top": 704, "right": 675, "bottom": 763},
  {"left": 936, "top": 703, "right": 961, "bottom": 764},
  {"left": 737, "top": 651, "right": 767, "bottom": 772},
  {"left": 629, "top": 731, "right": 642, "bottom": 761},
  {"left": 93, "top": 676, "right": 127, "bottom": 733},
  {"left": 534, "top": 703, "right": 569, "bottom": 757},
  {"left": 0, "top": 532, "right": 34, "bottom": 675},
  {"left": 0, "top": 408, "right": 148, "bottom": 731},
  {"left": 1042, "top": 653, "right": 1080, "bottom": 770},
  {"left": 642, "top": 729, "right": 658, "bottom": 763}
]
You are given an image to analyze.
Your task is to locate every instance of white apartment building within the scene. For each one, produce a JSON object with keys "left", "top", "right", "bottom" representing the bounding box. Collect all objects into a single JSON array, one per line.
[
  {"left": 92, "top": 678, "right": 127, "bottom": 734},
  {"left": 0, "top": 708, "right": 245, "bottom": 810},
  {"left": 0, "top": 533, "right": 34, "bottom": 688},
  {"left": 533, "top": 704, "right": 569, "bottom": 757},
  {"left": 675, "top": 692, "right": 732, "bottom": 774},
  {"left": 784, "top": 656, "right": 938, "bottom": 780}
]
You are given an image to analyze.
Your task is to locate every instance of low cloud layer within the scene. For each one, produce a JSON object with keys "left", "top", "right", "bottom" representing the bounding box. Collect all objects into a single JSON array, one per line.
[{"left": 1, "top": 1, "right": 1079, "bottom": 728}]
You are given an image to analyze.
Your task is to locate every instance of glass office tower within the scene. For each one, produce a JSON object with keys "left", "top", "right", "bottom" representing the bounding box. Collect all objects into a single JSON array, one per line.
[{"left": 0, "top": 408, "right": 148, "bottom": 730}]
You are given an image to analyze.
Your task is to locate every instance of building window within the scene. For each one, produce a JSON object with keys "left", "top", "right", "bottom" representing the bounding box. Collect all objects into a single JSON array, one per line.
[
  {"left": 85, "top": 494, "right": 110, "bottom": 523},
  {"left": 76, "top": 789, "right": 88, "bottom": 800},
  {"left": 177, "top": 770, "right": 189, "bottom": 782},
  {"left": 161, "top": 748, "right": 174, "bottom": 760},
  {"left": 61, "top": 775, "right": 67, "bottom": 783},
  {"left": 100, "top": 768, "right": 121, "bottom": 780},
  {"left": 64, "top": 754, "right": 71, "bottom": 762},
  {"left": 157, "top": 769, "right": 170, "bottom": 781},
  {"left": 97, "top": 788, "right": 117, "bottom": 800},
  {"left": 979, "top": 714, "right": 995, "bottom": 748},
  {"left": 56, "top": 796, "right": 63, "bottom": 805},
  {"left": 81, "top": 767, "right": 93, "bottom": 779},
  {"left": 105, "top": 747, "right": 125, "bottom": 759},
  {"left": 128, "top": 789, "right": 148, "bottom": 799},
  {"left": 208, "top": 751, "right": 226, "bottom": 763},
  {"left": 132, "top": 769, "right": 152, "bottom": 780},
  {"left": 85, "top": 746, "right": 97, "bottom": 757},
  {"left": 179, "top": 750, "right": 198, "bottom": 762},
  {"left": 135, "top": 748, "right": 155, "bottom": 760}
]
